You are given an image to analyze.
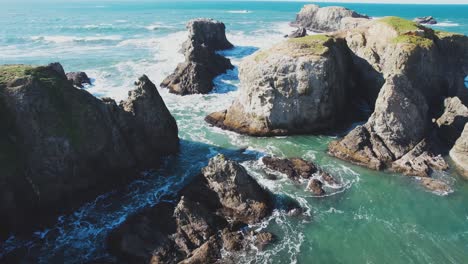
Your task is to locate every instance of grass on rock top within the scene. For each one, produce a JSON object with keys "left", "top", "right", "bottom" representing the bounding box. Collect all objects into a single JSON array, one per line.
[
  {"left": 255, "top": 34, "right": 332, "bottom": 61},
  {"left": 378, "top": 16, "right": 435, "bottom": 48},
  {"left": 0, "top": 65, "right": 34, "bottom": 85}
]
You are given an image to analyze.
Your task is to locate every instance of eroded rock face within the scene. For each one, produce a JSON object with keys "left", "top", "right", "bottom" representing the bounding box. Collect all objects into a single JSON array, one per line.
[
  {"left": 262, "top": 156, "right": 318, "bottom": 180},
  {"left": 329, "top": 17, "right": 468, "bottom": 177},
  {"left": 436, "top": 97, "right": 468, "bottom": 147},
  {"left": 285, "top": 27, "right": 307, "bottom": 38},
  {"left": 66, "top": 71, "right": 91, "bottom": 88},
  {"left": 0, "top": 63, "right": 179, "bottom": 237},
  {"left": 450, "top": 124, "right": 468, "bottom": 179},
  {"left": 107, "top": 155, "right": 274, "bottom": 263},
  {"left": 291, "top": 4, "right": 369, "bottom": 32},
  {"left": 206, "top": 35, "right": 354, "bottom": 136},
  {"left": 161, "top": 19, "right": 234, "bottom": 95}
]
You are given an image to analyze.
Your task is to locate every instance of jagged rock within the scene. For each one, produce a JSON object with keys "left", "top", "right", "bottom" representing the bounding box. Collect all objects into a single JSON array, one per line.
[
  {"left": 285, "top": 27, "right": 307, "bottom": 38},
  {"left": 291, "top": 4, "right": 369, "bottom": 32},
  {"left": 450, "top": 124, "right": 468, "bottom": 179},
  {"left": 307, "top": 179, "right": 326, "bottom": 196},
  {"left": 206, "top": 35, "right": 354, "bottom": 136},
  {"left": 436, "top": 97, "right": 468, "bottom": 147},
  {"left": 392, "top": 139, "right": 449, "bottom": 177},
  {"left": 414, "top": 16, "right": 437, "bottom": 25},
  {"left": 202, "top": 154, "right": 272, "bottom": 223},
  {"left": 66, "top": 71, "right": 91, "bottom": 88},
  {"left": 419, "top": 178, "right": 451, "bottom": 194},
  {"left": 0, "top": 64, "right": 179, "bottom": 237},
  {"left": 262, "top": 156, "right": 318, "bottom": 180},
  {"left": 253, "top": 232, "right": 276, "bottom": 250},
  {"left": 107, "top": 155, "right": 275, "bottom": 263},
  {"left": 329, "top": 17, "right": 468, "bottom": 177},
  {"left": 161, "top": 19, "right": 234, "bottom": 95}
]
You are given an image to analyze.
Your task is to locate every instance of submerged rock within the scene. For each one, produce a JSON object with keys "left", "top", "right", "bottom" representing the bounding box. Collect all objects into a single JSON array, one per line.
[
  {"left": 161, "top": 18, "right": 234, "bottom": 95},
  {"left": 419, "top": 178, "right": 451, "bottom": 194},
  {"left": 66, "top": 71, "right": 91, "bottom": 88},
  {"left": 450, "top": 124, "right": 468, "bottom": 179},
  {"left": 107, "top": 155, "right": 274, "bottom": 263},
  {"left": 413, "top": 16, "right": 437, "bottom": 25},
  {"left": 0, "top": 63, "right": 179, "bottom": 237},
  {"left": 307, "top": 179, "right": 326, "bottom": 196},
  {"left": 291, "top": 4, "right": 369, "bottom": 32},
  {"left": 206, "top": 35, "right": 354, "bottom": 136}
]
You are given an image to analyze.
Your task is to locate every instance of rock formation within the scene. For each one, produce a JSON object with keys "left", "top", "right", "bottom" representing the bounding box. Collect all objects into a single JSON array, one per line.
[
  {"left": 107, "top": 154, "right": 273, "bottom": 263},
  {"left": 414, "top": 16, "right": 438, "bottom": 25},
  {"left": 291, "top": 4, "right": 369, "bottom": 32},
  {"left": 436, "top": 97, "right": 468, "bottom": 147},
  {"left": 285, "top": 27, "right": 307, "bottom": 38},
  {"left": 450, "top": 124, "right": 468, "bottom": 179},
  {"left": 206, "top": 34, "right": 355, "bottom": 136},
  {"left": 66, "top": 71, "right": 91, "bottom": 88},
  {"left": 328, "top": 17, "right": 468, "bottom": 177},
  {"left": 0, "top": 63, "right": 179, "bottom": 237},
  {"left": 161, "top": 18, "right": 234, "bottom": 95}
]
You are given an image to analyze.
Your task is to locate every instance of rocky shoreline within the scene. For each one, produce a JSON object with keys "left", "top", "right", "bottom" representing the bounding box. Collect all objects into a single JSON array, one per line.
[{"left": 1, "top": 3, "right": 467, "bottom": 263}]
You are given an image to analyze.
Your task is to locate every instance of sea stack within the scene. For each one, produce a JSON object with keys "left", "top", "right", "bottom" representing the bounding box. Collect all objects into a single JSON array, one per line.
[
  {"left": 206, "top": 34, "right": 355, "bottom": 136},
  {"left": 0, "top": 63, "right": 179, "bottom": 236},
  {"left": 161, "top": 18, "right": 234, "bottom": 95}
]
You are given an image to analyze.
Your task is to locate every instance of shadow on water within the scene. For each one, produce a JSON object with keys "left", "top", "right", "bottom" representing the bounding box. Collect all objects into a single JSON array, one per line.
[
  {"left": 0, "top": 139, "right": 264, "bottom": 264},
  {"left": 212, "top": 45, "right": 259, "bottom": 94}
]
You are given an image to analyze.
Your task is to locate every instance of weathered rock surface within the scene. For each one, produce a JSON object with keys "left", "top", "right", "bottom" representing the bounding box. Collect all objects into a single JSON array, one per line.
[
  {"left": 329, "top": 17, "right": 468, "bottom": 177},
  {"left": 414, "top": 16, "right": 437, "bottom": 25},
  {"left": 307, "top": 179, "right": 326, "bottom": 196},
  {"left": 0, "top": 63, "right": 179, "bottom": 237},
  {"left": 291, "top": 4, "right": 369, "bottom": 32},
  {"left": 436, "top": 97, "right": 468, "bottom": 147},
  {"left": 107, "top": 155, "right": 274, "bottom": 263},
  {"left": 66, "top": 71, "right": 91, "bottom": 88},
  {"left": 262, "top": 156, "right": 318, "bottom": 180},
  {"left": 206, "top": 35, "right": 354, "bottom": 136},
  {"left": 419, "top": 178, "right": 451, "bottom": 194},
  {"left": 450, "top": 124, "right": 468, "bottom": 179},
  {"left": 285, "top": 27, "right": 307, "bottom": 38},
  {"left": 161, "top": 19, "right": 234, "bottom": 95}
]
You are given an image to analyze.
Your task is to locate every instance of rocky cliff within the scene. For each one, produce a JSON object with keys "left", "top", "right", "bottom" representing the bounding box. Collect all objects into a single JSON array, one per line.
[
  {"left": 291, "top": 4, "right": 369, "bottom": 32},
  {"left": 206, "top": 34, "right": 355, "bottom": 136},
  {"left": 450, "top": 124, "right": 468, "bottom": 179},
  {"left": 161, "top": 18, "right": 234, "bottom": 95},
  {"left": 0, "top": 63, "right": 179, "bottom": 237},
  {"left": 107, "top": 154, "right": 273, "bottom": 263}
]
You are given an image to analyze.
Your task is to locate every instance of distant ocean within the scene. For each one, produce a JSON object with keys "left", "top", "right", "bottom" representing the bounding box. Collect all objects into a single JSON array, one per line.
[{"left": 1, "top": 1, "right": 468, "bottom": 264}]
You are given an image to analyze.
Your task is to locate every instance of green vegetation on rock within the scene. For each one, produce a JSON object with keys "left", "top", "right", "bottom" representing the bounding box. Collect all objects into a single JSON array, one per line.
[
  {"left": 378, "top": 17, "right": 422, "bottom": 34},
  {"left": 392, "top": 35, "right": 433, "bottom": 49},
  {"left": 288, "top": 34, "right": 331, "bottom": 54},
  {"left": 379, "top": 17, "right": 435, "bottom": 49},
  {"left": 435, "top": 30, "right": 463, "bottom": 39},
  {"left": 0, "top": 65, "right": 34, "bottom": 85}
]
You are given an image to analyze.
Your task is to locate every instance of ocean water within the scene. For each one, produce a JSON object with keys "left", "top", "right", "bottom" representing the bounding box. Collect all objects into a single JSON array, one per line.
[{"left": 1, "top": 1, "right": 468, "bottom": 263}]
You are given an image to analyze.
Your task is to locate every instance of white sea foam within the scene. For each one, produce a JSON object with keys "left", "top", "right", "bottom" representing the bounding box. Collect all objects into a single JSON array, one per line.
[
  {"left": 431, "top": 22, "right": 460, "bottom": 27},
  {"left": 30, "top": 35, "right": 122, "bottom": 43},
  {"left": 227, "top": 10, "right": 252, "bottom": 14}
]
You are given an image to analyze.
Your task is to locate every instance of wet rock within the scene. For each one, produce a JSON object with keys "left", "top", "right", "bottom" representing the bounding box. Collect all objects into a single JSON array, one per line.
[
  {"left": 161, "top": 19, "right": 234, "bottom": 95},
  {"left": 419, "top": 178, "right": 451, "bottom": 194},
  {"left": 206, "top": 35, "right": 355, "bottom": 136},
  {"left": 107, "top": 155, "right": 276, "bottom": 263},
  {"left": 307, "top": 179, "right": 326, "bottom": 196},
  {"left": 0, "top": 63, "right": 179, "bottom": 236},
  {"left": 414, "top": 16, "right": 437, "bottom": 25},
  {"left": 66, "top": 71, "right": 91, "bottom": 88},
  {"left": 450, "top": 124, "right": 468, "bottom": 179},
  {"left": 254, "top": 232, "right": 276, "bottom": 250},
  {"left": 291, "top": 4, "right": 369, "bottom": 32},
  {"left": 285, "top": 27, "right": 307, "bottom": 38},
  {"left": 320, "top": 171, "right": 339, "bottom": 186},
  {"left": 262, "top": 156, "right": 318, "bottom": 180}
]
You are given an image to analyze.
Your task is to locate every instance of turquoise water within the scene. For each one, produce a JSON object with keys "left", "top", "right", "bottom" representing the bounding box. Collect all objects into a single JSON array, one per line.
[{"left": 1, "top": 1, "right": 468, "bottom": 263}]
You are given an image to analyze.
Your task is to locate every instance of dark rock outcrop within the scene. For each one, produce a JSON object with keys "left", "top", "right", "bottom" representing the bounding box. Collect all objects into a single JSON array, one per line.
[
  {"left": 107, "top": 155, "right": 274, "bottom": 263},
  {"left": 436, "top": 97, "right": 468, "bottom": 147},
  {"left": 66, "top": 71, "right": 91, "bottom": 88},
  {"left": 414, "top": 16, "right": 437, "bottom": 25},
  {"left": 0, "top": 63, "right": 179, "bottom": 237},
  {"left": 161, "top": 19, "right": 234, "bottom": 95},
  {"left": 262, "top": 156, "right": 318, "bottom": 180},
  {"left": 291, "top": 4, "right": 369, "bottom": 32},
  {"left": 450, "top": 124, "right": 468, "bottom": 179},
  {"left": 285, "top": 27, "right": 307, "bottom": 38},
  {"left": 307, "top": 179, "right": 326, "bottom": 196}
]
